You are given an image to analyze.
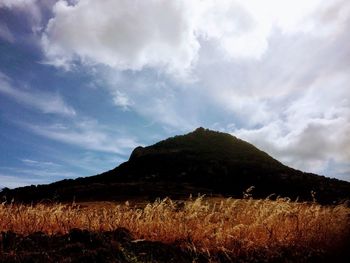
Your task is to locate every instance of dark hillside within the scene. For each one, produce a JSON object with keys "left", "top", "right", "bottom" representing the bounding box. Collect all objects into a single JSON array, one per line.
[{"left": 2, "top": 128, "right": 350, "bottom": 204}]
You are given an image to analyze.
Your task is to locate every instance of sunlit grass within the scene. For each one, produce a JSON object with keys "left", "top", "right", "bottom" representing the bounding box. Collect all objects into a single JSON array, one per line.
[{"left": 1, "top": 196, "right": 349, "bottom": 258}]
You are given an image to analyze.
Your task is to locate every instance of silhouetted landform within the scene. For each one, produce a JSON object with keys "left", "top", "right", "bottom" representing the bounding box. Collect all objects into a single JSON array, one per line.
[{"left": 1, "top": 128, "right": 350, "bottom": 204}]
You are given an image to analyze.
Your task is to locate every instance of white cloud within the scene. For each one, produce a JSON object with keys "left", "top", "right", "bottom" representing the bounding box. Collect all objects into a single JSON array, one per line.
[
  {"left": 112, "top": 90, "right": 133, "bottom": 110},
  {"left": 42, "top": 0, "right": 200, "bottom": 76},
  {"left": 26, "top": 118, "right": 140, "bottom": 154},
  {"left": 230, "top": 72, "right": 350, "bottom": 179},
  {"left": 60, "top": 151, "right": 124, "bottom": 174},
  {"left": 21, "top": 159, "right": 61, "bottom": 168},
  {"left": 103, "top": 69, "right": 202, "bottom": 130},
  {"left": 0, "top": 72, "right": 76, "bottom": 116},
  {"left": 0, "top": 173, "right": 48, "bottom": 189},
  {"left": 233, "top": 119, "right": 350, "bottom": 182},
  {"left": 41, "top": 0, "right": 343, "bottom": 74},
  {"left": 0, "top": 0, "right": 36, "bottom": 8},
  {"left": 0, "top": 166, "right": 82, "bottom": 188},
  {"left": 196, "top": 0, "right": 349, "bottom": 60}
]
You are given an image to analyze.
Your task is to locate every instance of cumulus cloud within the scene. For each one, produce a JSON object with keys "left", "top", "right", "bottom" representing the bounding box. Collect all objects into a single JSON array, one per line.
[
  {"left": 229, "top": 71, "right": 350, "bottom": 179},
  {"left": 42, "top": 0, "right": 199, "bottom": 75},
  {"left": 41, "top": 0, "right": 343, "bottom": 73},
  {"left": 0, "top": 72, "right": 76, "bottom": 116}
]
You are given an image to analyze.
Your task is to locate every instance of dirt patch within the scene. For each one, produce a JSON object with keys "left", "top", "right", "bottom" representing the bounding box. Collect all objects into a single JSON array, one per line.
[
  {"left": 0, "top": 228, "right": 195, "bottom": 263},
  {"left": 0, "top": 228, "right": 348, "bottom": 263}
]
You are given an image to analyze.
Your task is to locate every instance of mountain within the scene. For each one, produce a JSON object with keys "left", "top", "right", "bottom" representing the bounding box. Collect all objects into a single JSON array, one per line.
[{"left": 1, "top": 127, "right": 350, "bottom": 204}]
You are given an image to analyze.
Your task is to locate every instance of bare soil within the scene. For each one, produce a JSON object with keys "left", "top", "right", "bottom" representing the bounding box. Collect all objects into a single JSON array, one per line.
[{"left": 1, "top": 228, "right": 349, "bottom": 263}]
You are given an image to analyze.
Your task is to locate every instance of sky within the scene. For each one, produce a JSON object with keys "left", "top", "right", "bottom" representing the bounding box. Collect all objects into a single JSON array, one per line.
[{"left": 0, "top": 0, "right": 349, "bottom": 188}]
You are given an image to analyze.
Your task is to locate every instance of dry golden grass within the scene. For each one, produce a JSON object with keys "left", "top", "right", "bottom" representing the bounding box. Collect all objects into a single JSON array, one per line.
[{"left": 1, "top": 196, "right": 349, "bottom": 257}]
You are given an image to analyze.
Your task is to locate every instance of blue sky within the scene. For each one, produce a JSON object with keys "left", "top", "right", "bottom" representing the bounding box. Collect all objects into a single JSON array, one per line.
[{"left": 0, "top": 0, "right": 350, "bottom": 188}]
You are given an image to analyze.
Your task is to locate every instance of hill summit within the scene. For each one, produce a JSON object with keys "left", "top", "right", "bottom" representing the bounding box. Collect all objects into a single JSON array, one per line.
[{"left": 2, "top": 128, "right": 350, "bottom": 203}]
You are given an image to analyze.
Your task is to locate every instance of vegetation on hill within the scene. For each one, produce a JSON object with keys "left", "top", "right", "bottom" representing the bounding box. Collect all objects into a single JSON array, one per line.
[{"left": 1, "top": 128, "right": 350, "bottom": 204}]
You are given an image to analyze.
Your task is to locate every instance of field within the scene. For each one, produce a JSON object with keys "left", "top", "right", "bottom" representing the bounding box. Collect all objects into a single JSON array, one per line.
[{"left": 1, "top": 196, "right": 349, "bottom": 262}]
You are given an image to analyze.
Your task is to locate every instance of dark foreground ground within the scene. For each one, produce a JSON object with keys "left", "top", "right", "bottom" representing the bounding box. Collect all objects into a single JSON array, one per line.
[{"left": 0, "top": 228, "right": 349, "bottom": 263}]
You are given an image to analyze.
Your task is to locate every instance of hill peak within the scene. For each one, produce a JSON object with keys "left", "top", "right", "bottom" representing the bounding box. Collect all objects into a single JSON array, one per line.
[
  {"left": 191, "top": 127, "right": 228, "bottom": 135},
  {"left": 192, "top": 126, "right": 208, "bottom": 133},
  {"left": 189, "top": 127, "right": 231, "bottom": 137},
  {"left": 129, "top": 127, "right": 279, "bottom": 168}
]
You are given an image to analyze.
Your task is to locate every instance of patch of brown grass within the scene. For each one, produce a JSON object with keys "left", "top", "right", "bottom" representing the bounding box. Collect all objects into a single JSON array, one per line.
[{"left": 1, "top": 197, "right": 349, "bottom": 258}]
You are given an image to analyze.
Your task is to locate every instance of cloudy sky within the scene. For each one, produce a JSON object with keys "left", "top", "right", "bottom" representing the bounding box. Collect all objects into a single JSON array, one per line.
[{"left": 0, "top": 0, "right": 349, "bottom": 188}]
